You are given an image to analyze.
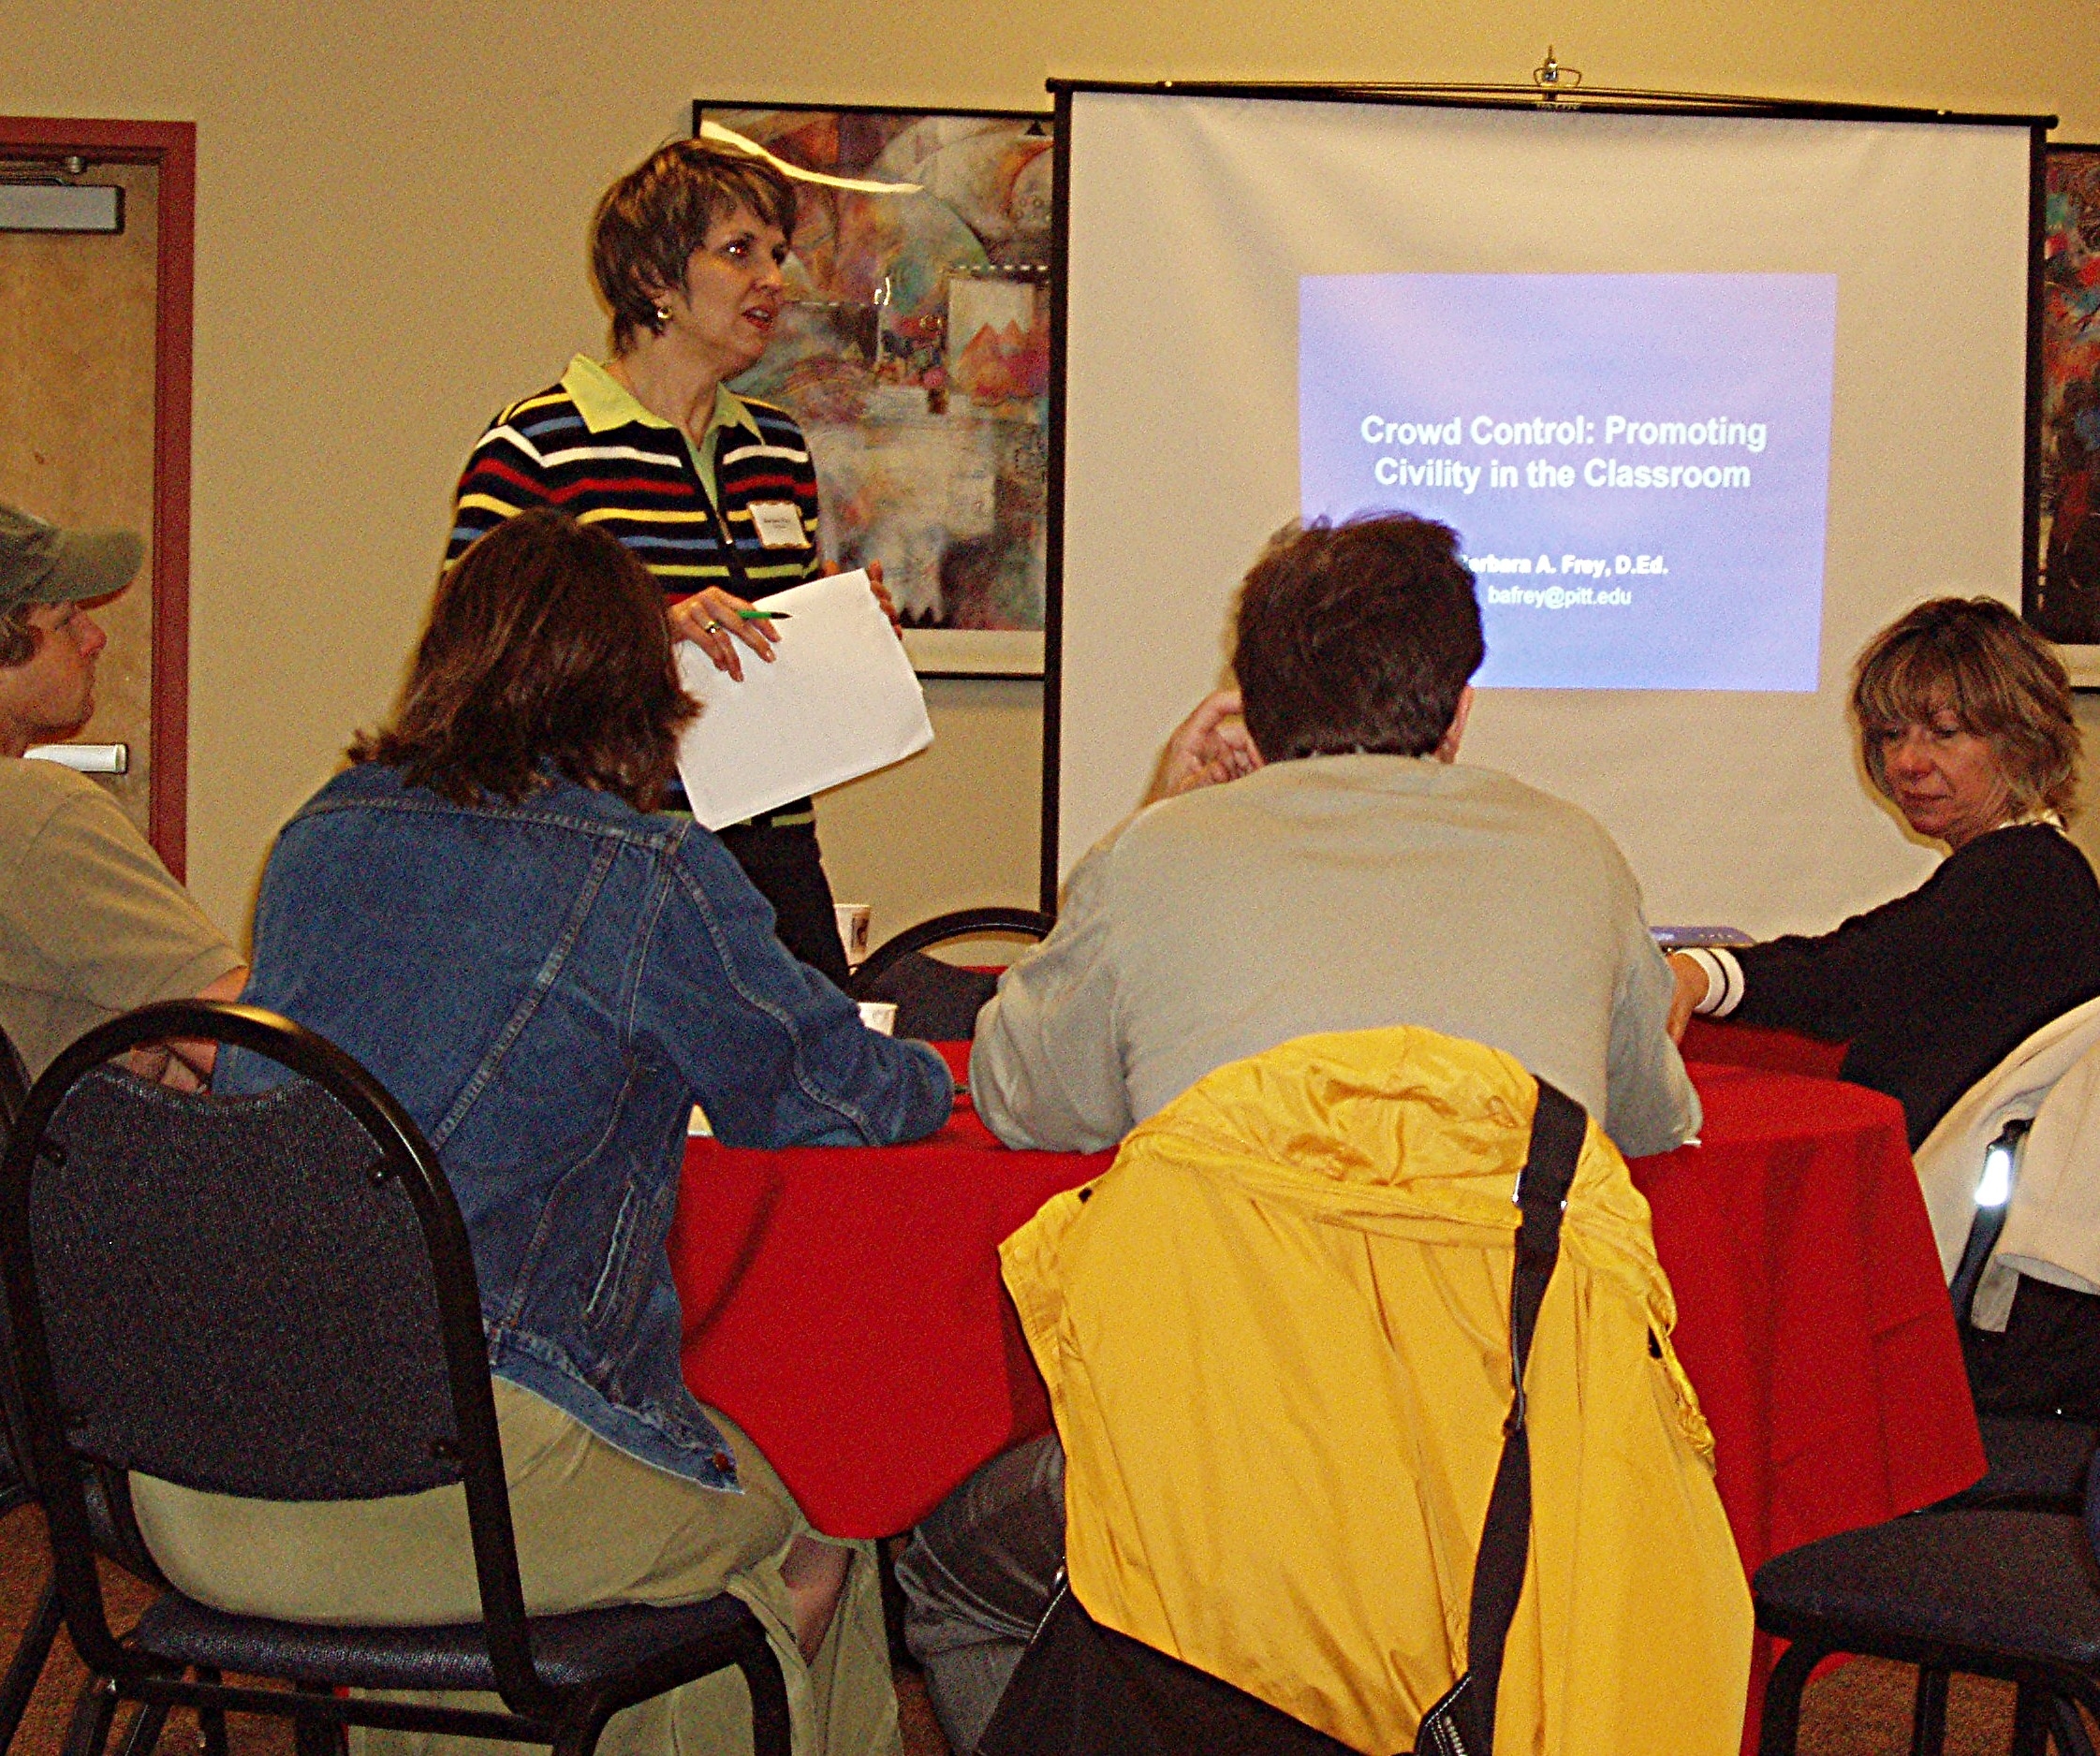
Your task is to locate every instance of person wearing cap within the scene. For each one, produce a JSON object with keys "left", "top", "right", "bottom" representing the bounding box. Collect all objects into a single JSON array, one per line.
[{"left": 0, "top": 500, "right": 244, "bottom": 1082}]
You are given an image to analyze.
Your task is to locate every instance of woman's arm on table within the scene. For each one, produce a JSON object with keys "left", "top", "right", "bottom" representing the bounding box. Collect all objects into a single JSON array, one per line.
[
  {"left": 651, "top": 828, "right": 953, "bottom": 1148},
  {"left": 1681, "top": 890, "right": 1922, "bottom": 1047},
  {"left": 1666, "top": 952, "right": 1711, "bottom": 1044}
]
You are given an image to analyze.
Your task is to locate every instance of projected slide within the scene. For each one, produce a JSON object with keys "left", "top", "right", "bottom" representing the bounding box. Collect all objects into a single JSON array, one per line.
[{"left": 1300, "top": 273, "right": 1838, "bottom": 691}]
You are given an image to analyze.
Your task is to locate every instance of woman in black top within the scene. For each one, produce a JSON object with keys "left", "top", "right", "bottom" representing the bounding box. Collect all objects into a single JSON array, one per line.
[
  {"left": 1667, "top": 597, "right": 2100, "bottom": 1146},
  {"left": 1668, "top": 596, "right": 2100, "bottom": 1416}
]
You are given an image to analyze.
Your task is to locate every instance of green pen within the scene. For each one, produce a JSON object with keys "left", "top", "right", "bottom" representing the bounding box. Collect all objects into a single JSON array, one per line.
[{"left": 736, "top": 608, "right": 791, "bottom": 621}]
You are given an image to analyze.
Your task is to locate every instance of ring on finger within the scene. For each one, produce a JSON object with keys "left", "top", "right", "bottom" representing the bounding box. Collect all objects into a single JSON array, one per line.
[{"left": 703, "top": 621, "right": 724, "bottom": 635}]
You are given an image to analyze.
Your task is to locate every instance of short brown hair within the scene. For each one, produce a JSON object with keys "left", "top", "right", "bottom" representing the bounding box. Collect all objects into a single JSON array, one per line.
[
  {"left": 353, "top": 509, "right": 696, "bottom": 811},
  {"left": 0, "top": 605, "right": 37, "bottom": 668},
  {"left": 592, "top": 139, "right": 797, "bottom": 352},
  {"left": 1233, "top": 515, "right": 1484, "bottom": 763},
  {"left": 1852, "top": 596, "right": 2081, "bottom": 822}
]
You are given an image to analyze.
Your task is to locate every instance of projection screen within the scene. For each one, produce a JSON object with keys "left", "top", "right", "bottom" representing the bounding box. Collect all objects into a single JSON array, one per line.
[{"left": 1048, "top": 84, "right": 2045, "bottom": 937}]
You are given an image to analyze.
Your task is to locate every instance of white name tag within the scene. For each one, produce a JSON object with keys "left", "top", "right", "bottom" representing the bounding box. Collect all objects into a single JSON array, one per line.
[{"left": 748, "top": 502, "right": 808, "bottom": 549}]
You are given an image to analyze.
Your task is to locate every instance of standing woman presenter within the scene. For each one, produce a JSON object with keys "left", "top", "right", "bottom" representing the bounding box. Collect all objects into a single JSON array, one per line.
[{"left": 449, "top": 139, "right": 887, "bottom": 985}]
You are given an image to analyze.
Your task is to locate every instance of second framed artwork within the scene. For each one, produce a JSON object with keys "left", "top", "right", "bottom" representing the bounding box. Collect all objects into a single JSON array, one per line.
[
  {"left": 693, "top": 100, "right": 1053, "bottom": 677},
  {"left": 2034, "top": 141, "right": 2100, "bottom": 680}
]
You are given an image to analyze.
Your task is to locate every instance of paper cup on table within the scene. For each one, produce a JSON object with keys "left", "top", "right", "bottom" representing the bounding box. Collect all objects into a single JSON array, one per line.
[
  {"left": 858, "top": 1001, "right": 898, "bottom": 1035},
  {"left": 835, "top": 902, "right": 872, "bottom": 968}
]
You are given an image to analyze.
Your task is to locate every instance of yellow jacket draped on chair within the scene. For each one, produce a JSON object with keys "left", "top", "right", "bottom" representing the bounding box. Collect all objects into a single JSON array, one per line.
[{"left": 999, "top": 1027, "right": 1752, "bottom": 1755}]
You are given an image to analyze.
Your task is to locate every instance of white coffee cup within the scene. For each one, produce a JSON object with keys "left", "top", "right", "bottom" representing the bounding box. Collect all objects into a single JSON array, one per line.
[
  {"left": 835, "top": 902, "right": 872, "bottom": 968},
  {"left": 857, "top": 1000, "right": 898, "bottom": 1035}
]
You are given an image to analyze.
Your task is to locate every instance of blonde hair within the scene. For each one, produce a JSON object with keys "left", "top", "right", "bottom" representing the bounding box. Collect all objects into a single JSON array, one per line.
[{"left": 1851, "top": 597, "right": 2080, "bottom": 823}]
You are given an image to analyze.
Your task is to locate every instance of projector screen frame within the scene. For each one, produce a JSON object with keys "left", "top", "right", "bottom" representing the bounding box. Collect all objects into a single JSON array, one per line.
[{"left": 1038, "top": 78, "right": 2057, "bottom": 910}]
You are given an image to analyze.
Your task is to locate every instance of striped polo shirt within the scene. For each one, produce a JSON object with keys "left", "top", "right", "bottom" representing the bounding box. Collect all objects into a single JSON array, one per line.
[
  {"left": 448, "top": 357, "right": 826, "bottom": 828},
  {"left": 447, "top": 355, "right": 822, "bottom": 602}
]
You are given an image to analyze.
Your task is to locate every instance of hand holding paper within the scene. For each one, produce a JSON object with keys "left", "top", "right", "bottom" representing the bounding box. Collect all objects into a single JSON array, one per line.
[
  {"left": 669, "top": 584, "right": 782, "bottom": 682},
  {"left": 674, "top": 569, "right": 934, "bottom": 831}
]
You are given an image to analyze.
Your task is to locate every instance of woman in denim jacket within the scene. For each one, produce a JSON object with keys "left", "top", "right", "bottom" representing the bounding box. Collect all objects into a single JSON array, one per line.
[{"left": 130, "top": 508, "right": 953, "bottom": 1756}]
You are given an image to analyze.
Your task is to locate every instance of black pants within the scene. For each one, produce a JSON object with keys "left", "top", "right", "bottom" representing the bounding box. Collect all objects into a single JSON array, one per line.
[
  {"left": 715, "top": 820, "right": 851, "bottom": 988},
  {"left": 1962, "top": 1274, "right": 2100, "bottom": 1422}
]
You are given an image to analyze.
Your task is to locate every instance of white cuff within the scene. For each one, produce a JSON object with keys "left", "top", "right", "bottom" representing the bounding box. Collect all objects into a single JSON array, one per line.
[{"left": 1684, "top": 947, "right": 1745, "bottom": 1018}]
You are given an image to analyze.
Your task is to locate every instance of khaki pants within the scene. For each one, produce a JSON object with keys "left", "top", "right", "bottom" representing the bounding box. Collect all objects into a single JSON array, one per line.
[{"left": 129, "top": 1383, "right": 899, "bottom": 1756}]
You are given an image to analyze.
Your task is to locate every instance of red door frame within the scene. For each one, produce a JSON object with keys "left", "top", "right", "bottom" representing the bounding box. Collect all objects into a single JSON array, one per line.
[{"left": 0, "top": 116, "right": 196, "bottom": 879}]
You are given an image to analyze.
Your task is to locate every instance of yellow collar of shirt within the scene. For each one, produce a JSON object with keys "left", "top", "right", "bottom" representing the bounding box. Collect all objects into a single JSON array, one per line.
[{"left": 561, "top": 355, "right": 761, "bottom": 445}]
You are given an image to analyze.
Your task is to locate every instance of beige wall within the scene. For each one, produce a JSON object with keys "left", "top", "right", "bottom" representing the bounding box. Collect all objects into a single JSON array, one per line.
[
  {"left": 2070, "top": 696, "right": 2100, "bottom": 874},
  {"left": 6, "top": 0, "right": 2100, "bottom": 941}
]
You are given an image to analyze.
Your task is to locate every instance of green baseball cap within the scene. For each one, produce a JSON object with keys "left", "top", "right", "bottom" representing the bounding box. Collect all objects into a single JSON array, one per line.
[{"left": 0, "top": 500, "right": 144, "bottom": 617}]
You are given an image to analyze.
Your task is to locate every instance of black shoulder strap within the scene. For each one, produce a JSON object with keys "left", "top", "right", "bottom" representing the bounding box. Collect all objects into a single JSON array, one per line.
[{"left": 1438, "top": 1077, "right": 1587, "bottom": 1756}]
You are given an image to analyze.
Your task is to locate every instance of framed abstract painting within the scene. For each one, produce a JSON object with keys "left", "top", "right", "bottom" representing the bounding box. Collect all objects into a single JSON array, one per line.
[
  {"left": 2034, "top": 142, "right": 2100, "bottom": 678},
  {"left": 693, "top": 99, "right": 1053, "bottom": 677}
]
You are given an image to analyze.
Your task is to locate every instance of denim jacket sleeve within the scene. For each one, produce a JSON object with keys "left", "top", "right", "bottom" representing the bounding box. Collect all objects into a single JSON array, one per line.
[{"left": 639, "top": 826, "right": 953, "bottom": 1148}]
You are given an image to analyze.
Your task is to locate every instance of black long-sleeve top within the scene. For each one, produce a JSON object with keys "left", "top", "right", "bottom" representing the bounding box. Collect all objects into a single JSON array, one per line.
[{"left": 1733, "top": 825, "right": 2100, "bottom": 1147}]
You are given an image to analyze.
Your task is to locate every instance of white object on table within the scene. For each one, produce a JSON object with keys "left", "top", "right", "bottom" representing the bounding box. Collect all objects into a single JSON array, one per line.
[
  {"left": 674, "top": 570, "right": 933, "bottom": 831},
  {"left": 835, "top": 902, "right": 872, "bottom": 968}
]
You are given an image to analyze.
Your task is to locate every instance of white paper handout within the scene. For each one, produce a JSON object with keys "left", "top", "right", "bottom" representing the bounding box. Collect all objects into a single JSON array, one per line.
[{"left": 674, "top": 570, "right": 933, "bottom": 830}]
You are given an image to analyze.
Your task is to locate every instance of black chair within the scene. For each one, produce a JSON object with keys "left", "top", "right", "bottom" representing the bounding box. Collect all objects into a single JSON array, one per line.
[
  {"left": 0, "top": 1029, "right": 25, "bottom": 1128},
  {"left": 1929, "top": 1116, "right": 2100, "bottom": 1517},
  {"left": 0, "top": 1022, "right": 60, "bottom": 1756},
  {"left": 1754, "top": 1447, "right": 2100, "bottom": 1755},
  {"left": 1763, "top": 1017, "right": 2100, "bottom": 1752},
  {"left": 0, "top": 1000, "right": 790, "bottom": 1756},
  {"left": 1946, "top": 1415, "right": 2100, "bottom": 1515},
  {"left": 851, "top": 906, "right": 1054, "bottom": 1043}
]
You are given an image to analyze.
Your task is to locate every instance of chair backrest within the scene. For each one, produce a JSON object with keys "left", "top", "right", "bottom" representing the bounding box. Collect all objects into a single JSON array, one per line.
[
  {"left": 0, "top": 1002, "right": 552, "bottom": 1712},
  {"left": 2084, "top": 1435, "right": 2100, "bottom": 1566},
  {"left": 1966, "top": 1028, "right": 2100, "bottom": 1331},
  {"left": 851, "top": 905, "right": 1055, "bottom": 990},
  {"left": 0, "top": 1025, "right": 28, "bottom": 1133},
  {"left": 29, "top": 1068, "right": 455, "bottom": 1498},
  {"left": 0, "top": 1021, "right": 34, "bottom": 1505}
]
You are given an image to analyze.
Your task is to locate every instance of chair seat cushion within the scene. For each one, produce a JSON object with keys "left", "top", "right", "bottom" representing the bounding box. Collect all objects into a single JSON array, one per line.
[
  {"left": 132, "top": 1590, "right": 766, "bottom": 1694},
  {"left": 1754, "top": 1510, "right": 2100, "bottom": 1668}
]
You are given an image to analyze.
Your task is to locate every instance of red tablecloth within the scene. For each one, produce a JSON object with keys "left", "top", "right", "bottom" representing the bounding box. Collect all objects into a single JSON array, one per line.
[
  {"left": 672, "top": 1035, "right": 1982, "bottom": 1748},
  {"left": 671, "top": 1044, "right": 1092, "bottom": 1540},
  {"left": 1681, "top": 1015, "right": 1848, "bottom": 1079}
]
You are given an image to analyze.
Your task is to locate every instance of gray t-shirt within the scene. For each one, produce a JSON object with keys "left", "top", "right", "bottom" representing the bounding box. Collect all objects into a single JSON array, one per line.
[
  {"left": 0, "top": 758, "right": 241, "bottom": 1075},
  {"left": 971, "top": 754, "right": 1699, "bottom": 1158}
]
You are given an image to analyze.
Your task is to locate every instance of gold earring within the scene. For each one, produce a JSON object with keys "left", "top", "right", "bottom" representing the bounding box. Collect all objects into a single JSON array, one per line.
[{"left": 653, "top": 303, "right": 672, "bottom": 323}]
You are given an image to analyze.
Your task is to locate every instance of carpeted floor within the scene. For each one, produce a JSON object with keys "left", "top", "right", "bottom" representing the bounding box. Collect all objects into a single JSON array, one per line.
[{"left": 0, "top": 1500, "right": 2027, "bottom": 1756}]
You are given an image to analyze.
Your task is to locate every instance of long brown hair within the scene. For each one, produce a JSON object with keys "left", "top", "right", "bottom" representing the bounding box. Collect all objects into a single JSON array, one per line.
[{"left": 354, "top": 509, "right": 696, "bottom": 810}]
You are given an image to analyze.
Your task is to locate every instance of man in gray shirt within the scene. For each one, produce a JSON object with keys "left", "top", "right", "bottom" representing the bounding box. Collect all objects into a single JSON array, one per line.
[
  {"left": 972, "top": 511, "right": 1697, "bottom": 1161},
  {"left": 905, "top": 512, "right": 1698, "bottom": 1754}
]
